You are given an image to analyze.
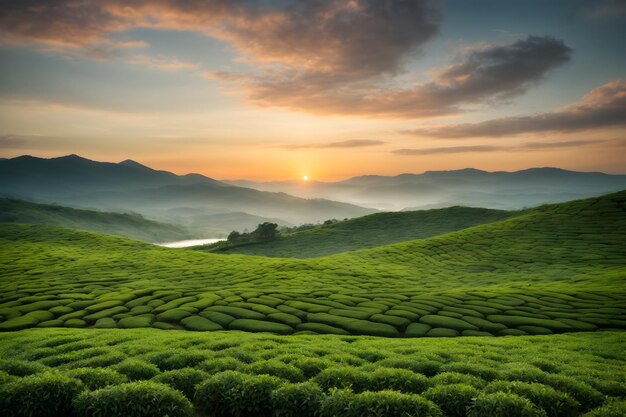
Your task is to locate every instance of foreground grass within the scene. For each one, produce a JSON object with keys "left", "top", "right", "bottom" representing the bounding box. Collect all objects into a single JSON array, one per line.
[
  {"left": 198, "top": 206, "right": 513, "bottom": 258},
  {"left": 0, "top": 191, "right": 625, "bottom": 337},
  {"left": 0, "top": 329, "right": 624, "bottom": 417},
  {"left": 0, "top": 197, "right": 193, "bottom": 243}
]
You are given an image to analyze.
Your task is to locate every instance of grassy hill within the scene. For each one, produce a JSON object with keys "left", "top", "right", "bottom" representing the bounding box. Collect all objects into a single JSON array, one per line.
[
  {"left": 199, "top": 206, "right": 513, "bottom": 258},
  {"left": 0, "top": 191, "right": 624, "bottom": 338},
  {"left": 0, "top": 198, "right": 193, "bottom": 243}
]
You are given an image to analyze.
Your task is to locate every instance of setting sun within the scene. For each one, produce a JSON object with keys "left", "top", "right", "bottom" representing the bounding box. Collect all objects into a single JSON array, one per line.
[{"left": 303, "top": 175, "right": 309, "bottom": 181}]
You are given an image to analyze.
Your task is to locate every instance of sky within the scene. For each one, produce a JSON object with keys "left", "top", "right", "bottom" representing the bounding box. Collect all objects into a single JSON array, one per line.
[{"left": 0, "top": 0, "right": 625, "bottom": 180}]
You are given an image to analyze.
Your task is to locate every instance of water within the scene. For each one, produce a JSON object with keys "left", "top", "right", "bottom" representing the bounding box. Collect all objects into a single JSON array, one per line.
[{"left": 157, "top": 238, "right": 224, "bottom": 248}]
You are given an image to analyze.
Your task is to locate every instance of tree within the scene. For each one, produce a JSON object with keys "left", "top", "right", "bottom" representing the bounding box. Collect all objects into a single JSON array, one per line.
[
  {"left": 252, "top": 222, "right": 278, "bottom": 240},
  {"left": 227, "top": 231, "right": 241, "bottom": 243}
]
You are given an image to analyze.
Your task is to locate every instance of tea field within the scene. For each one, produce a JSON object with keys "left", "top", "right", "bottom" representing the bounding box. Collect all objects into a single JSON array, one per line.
[
  {"left": 1, "top": 191, "right": 625, "bottom": 337},
  {"left": 0, "top": 328, "right": 624, "bottom": 417},
  {"left": 199, "top": 206, "right": 513, "bottom": 258}
]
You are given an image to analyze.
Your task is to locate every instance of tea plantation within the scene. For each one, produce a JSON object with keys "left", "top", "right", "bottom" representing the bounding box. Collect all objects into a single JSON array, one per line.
[
  {"left": 199, "top": 206, "right": 513, "bottom": 258},
  {"left": 0, "top": 191, "right": 625, "bottom": 337},
  {"left": 0, "top": 329, "right": 624, "bottom": 417}
]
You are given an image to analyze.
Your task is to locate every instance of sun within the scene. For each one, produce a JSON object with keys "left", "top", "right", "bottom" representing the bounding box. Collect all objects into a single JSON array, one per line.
[{"left": 303, "top": 175, "right": 309, "bottom": 181}]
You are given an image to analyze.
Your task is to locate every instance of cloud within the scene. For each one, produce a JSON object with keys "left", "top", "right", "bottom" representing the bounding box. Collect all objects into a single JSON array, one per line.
[
  {"left": 280, "top": 139, "right": 386, "bottom": 150},
  {"left": 407, "top": 79, "right": 626, "bottom": 137},
  {"left": 393, "top": 145, "right": 500, "bottom": 155},
  {"left": 392, "top": 139, "right": 605, "bottom": 156},
  {"left": 242, "top": 36, "right": 572, "bottom": 117},
  {"left": 125, "top": 55, "right": 198, "bottom": 71},
  {"left": 0, "top": 2, "right": 572, "bottom": 118},
  {"left": 0, "top": 134, "right": 28, "bottom": 148}
]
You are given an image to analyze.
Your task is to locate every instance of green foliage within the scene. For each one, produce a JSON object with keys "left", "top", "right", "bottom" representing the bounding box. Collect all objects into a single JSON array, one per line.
[
  {"left": 0, "top": 371, "right": 83, "bottom": 417},
  {"left": 582, "top": 400, "right": 626, "bottom": 417},
  {"left": 114, "top": 359, "right": 160, "bottom": 381},
  {"left": 0, "top": 359, "right": 48, "bottom": 376},
  {"left": 66, "top": 367, "right": 128, "bottom": 390},
  {"left": 314, "top": 367, "right": 371, "bottom": 392},
  {"left": 423, "top": 383, "right": 480, "bottom": 417},
  {"left": 467, "top": 392, "right": 547, "bottom": 417},
  {"left": 484, "top": 380, "right": 580, "bottom": 417},
  {"left": 229, "top": 319, "right": 293, "bottom": 334},
  {"left": 73, "top": 381, "right": 193, "bottom": 417},
  {"left": 194, "top": 371, "right": 283, "bottom": 417},
  {"left": 152, "top": 368, "right": 208, "bottom": 399},
  {"left": 271, "top": 382, "right": 324, "bottom": 417},
  {"left": 320, "top": 389, "right": 442, "bottom": 417},
  {"left": 244, "top": 359, "right": 305, "bottom": 382}
]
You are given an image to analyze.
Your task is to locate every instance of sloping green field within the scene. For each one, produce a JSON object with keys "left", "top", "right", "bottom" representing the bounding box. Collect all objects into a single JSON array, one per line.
[
  {"left": 0, "top": 198, "right": 193, "bottom": 243},
  {"left": 199, "top": 206, "right": 512, "bottom": 258},
  {"left": 1, "top": 191, "right": 624, "bottom": 337},
  {"left": 0, "top": 329, "right": 624, "bottom": 417}
]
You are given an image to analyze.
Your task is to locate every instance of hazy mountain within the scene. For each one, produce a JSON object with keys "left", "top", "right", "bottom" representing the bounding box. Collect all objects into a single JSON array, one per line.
[
  {"left": 0, "top": 155, "right": 375, "bottom": 228},
  {"left": 226, "top": 168, "right": 626, "bottom": 210},
  {"left": 0, "top": 197, "right": 193, "bottom": 243}
]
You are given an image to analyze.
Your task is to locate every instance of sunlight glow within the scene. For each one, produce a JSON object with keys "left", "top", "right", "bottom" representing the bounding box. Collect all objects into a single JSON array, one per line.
[{"left": 303, "top": 175, "right": 309, "bottom": 181}]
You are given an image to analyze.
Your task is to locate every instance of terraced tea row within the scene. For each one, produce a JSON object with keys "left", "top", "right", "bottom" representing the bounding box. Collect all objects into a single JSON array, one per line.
[
  {"left": 0, "top": 329, "right": 624, "bottom": 417},
  {"left": 1, "top": 191, "right": 624, "bottom": 336}
]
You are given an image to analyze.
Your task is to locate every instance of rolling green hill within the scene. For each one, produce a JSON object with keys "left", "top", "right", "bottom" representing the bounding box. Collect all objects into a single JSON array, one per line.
[
  {"left": 0, "top": 191, "right": 624, "bottom": 337},
  {"left": 199, "top": 206, "right": 513, "bottom": 258},
  {"left": 0, "top": 198, "right": 193, "bottom": 243}
]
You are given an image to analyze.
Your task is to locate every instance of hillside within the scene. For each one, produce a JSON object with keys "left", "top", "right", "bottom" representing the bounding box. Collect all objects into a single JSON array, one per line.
[
  {"left": 0, "top": 155, "right": 375, "bottom": 227},
  {"left": 0, "top": 191, "right": 624, "bottom": 337},
  {"left": 0, "top": 198, "right": 193, "bottom": 243},
  {"left": 199, "top": 206, "right": 513, "bottom": 257},
  {"left": 227, "top": 167, "right": 626, "bottom": 210}
]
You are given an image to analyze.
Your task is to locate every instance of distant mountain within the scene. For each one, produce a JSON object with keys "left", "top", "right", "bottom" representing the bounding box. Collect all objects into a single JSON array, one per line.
[
  {"left": 0, "top": 155, "right": 375, "bottom": 227},
  {"left": 0, "top": 198, "right": 193, "bottom": 243},
  {"left": 225, "top": 167, "right": 626, "bottom": 210},
  {"left": 197, "top": 206, "right": 513, "bottom": 258}
]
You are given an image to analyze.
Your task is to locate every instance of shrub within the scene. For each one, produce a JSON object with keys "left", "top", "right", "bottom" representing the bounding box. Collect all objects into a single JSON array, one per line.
[
  {"left": 194, "top": 371, "right": 283, "bottom": 417},
  {"left": 152, "top": 351, "right": 212, "bottom": 371},
  {"left": 376, "top": 357, "right": 441, "bottom": 376},
  {"left": 0, "top": 371, "right": 83, "bottom": 417},
  {"left": 423, "top": 383, "right": 479, "bottom": 417},
  {"left": 229, "top": 319, "right": 293, "bottom": 335},
  {"left": 307, "top": 313, "right": 399, "bottom": 337},
  {"left": 426, "top": 328, "right": 460, "bottom": 337},
  {"left": 181, "top": 316, "right": 223, "bottom": 331},
  {"left": 152, "top": 368, "right": 208, "bottom": 399},
  {"left": 405, "top": 323, "right": 432, "bottom": 337},
  {"left": 117, "top": 316, "right": 153, "bottom": 328},
  {"left": 199, "top": 310, "right": 235, "bottom": 326},
  {"left": 245, "top": 359, "right": 305, "bottom": 382},
  {"left": 430, "top": 372, "right": 486, "bottom": 388},
  {"left": 314, "top": 367, "right": 370, "bottom": 392},
  {"left": 268, "top": 312, "right": 302, "bottom": 327},
  {"left": 542, "top": 374, "right": 604, "bottom": 411},
  {"left": 0, "top": 359, "right": 48, "bottom": 376},
  {"left": 582, "top": 400, "right": 626, "bottom": 417},
  {"left": 484, "top": 380, "right": 579, "bottom": 417},
  {"left": 94, "top": 318, "right": 117, "bottom": 328},
  {"left": 441, "top": 362, "right": 498, "bottom": 381},
  {"left": 74, "top": 381, "right": 193, "bottom": 417},
  {"left": 67, "top": 367, "right": 128, "bottom": 390},
  {"left": 271, "top": 382, "right": 324, "bottom": 417},
  {"left": 486, "top": 315, "right": 571, "bottom": 332},
  {"left": 419, "top": 315, "right": 479, "bottom": 332},
  {"left": 64, "top": 318, "right": 88, "bottom": 328},
  {"left": 320, "top": 389, "right": 442, "bottom": 417},
  {"left": 296, "top": 322, "right": 350, "bottom": 335},
  {"left": 157, "top": 308, "right": 192, "bottom": 323},
  {"left": 467, "top": 392, "right": 547, "bottom": 417},
  {"left": 115, "top": 359, "right": 160, "bottom": 381},
  {"left": 205, "top": 306, "right": 265, "bottom": 320},
  {"left": 368, "top": 367, "right": 430, "bottom": 393},
  {"left": 198, "top": 357, "right": 243, "bottom": 374},
  {"left": 291, "top": 357, "right": 333, "bottom": 378}
]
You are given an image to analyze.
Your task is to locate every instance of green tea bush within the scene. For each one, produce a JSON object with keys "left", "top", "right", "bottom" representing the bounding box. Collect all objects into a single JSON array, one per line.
[
  {"left": 181, "top": 316, "right": 223, "bottom": 331},
  {"left": 484, "top": 380, "right": 580, "bottom": 417},
  {"left": 441, "top": 362, "right": 499, "bottom": 381},
  {"left": 0, "top": 359, "right": 48, "bottom": 376},
  {"left": 117, "top": 316, "right": 153, "bottom": 328},
  {"left": 114, "top": 359, "right": 160, "bottom": 381},
  {"left": 67, "top": 367, "right": 128, "bottom": 390},
  {"left": 367, "top": 367, "right": 430, "bottom": 393},
  {"left": 296, "top": 322, "right": 350, "bottom": 335},
  {"left": 157, "top": 308, "right": 192, "bottom": 322},
  {"left": 430, "top": 371, "right": 486, "bottom": 388},
  {"left": 0, "top": 371, "right": 83, "bottom": 417},
  {"left": 74, "top": 381, "right": 193, "bottom": 417},
  {"left": 467, "top": 392, "right": 547, "bottom": 417},
  {"left": 271, "top": 382, "right": 324, "bottom": 417},
  {"left": 420, "top": 315, "right": 479, "bottom": 332},
  {"left": 405, "top": 323, "right": 432, "bottom": 337},
  {"left": 582, "top": 400, "right": 626, "bottom": 417},
  {"left": 151, "top": 351, "right": 211, "bottom": 371},
  {"left": 194, "top": 370, "right": 283, "bottom": 417},
  {"left": 229, "top": 319, "right": 293, "bottom": 334},
  {"left": 152, "top": 368, "right": 208, "bottom": 399},
  {"left": 314, "top": 367, "right": 371, "bottom": 392},
  {"left": 245, "top": 359, "right": 305, "bottom": 382},
  {"left": 198, "top": 357, "right": 243, "bottom": 374},
  {"left": 320, "top": 389, "right": 442, "bottom": 417},
  {"left": 291, "top": 357, "right": 333, "bottom": 378},
  {"left": 376, "top": 357, "right": 442, "bottom": 376},
  {"left": 542, "top": 374, "right": 604, "bottom": 411},
  {"left": 423, "top": 383, "right": 479, "bottom": 417}
]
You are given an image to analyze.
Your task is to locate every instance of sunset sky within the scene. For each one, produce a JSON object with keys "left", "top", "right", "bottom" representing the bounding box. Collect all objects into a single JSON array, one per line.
[{"left": 1, "top": 0, "right": 625, "bottom": 180}]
